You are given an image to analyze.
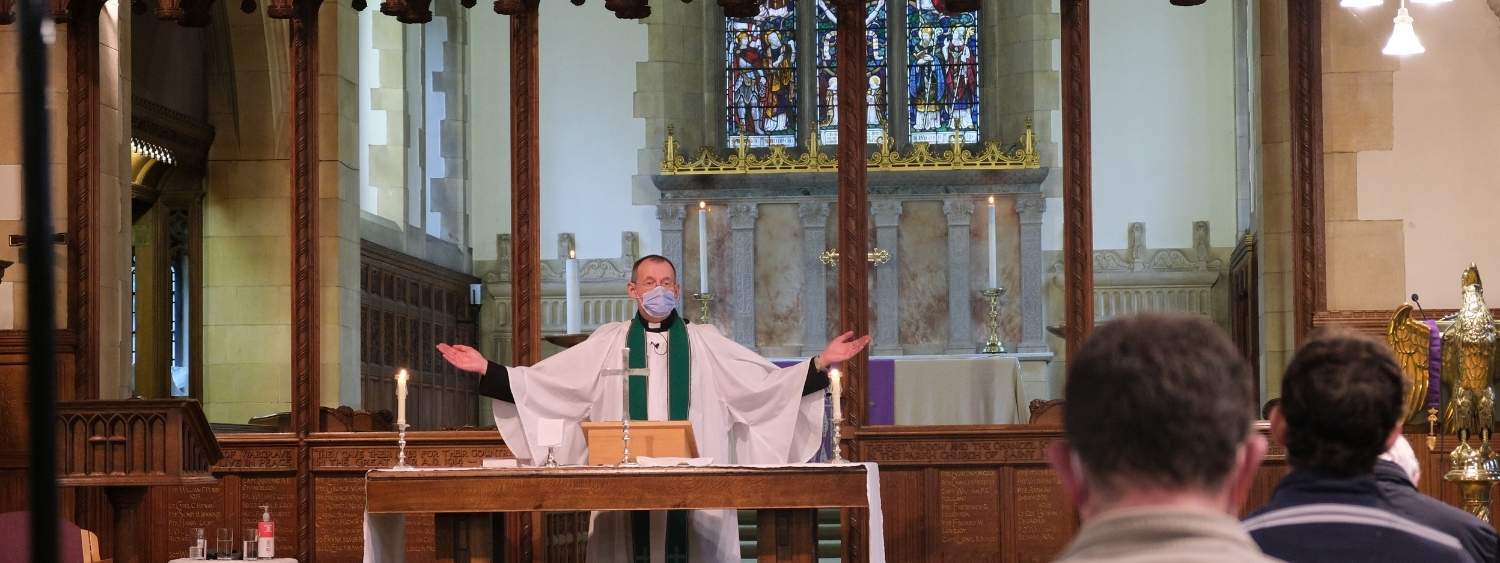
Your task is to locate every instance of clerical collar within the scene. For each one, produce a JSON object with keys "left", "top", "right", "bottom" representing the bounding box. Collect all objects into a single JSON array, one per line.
[{"left": 641, "top": 310, "right": 682, "bottom": 333}]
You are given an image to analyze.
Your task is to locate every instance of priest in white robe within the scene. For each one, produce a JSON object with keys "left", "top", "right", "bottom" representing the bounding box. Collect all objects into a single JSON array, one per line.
[{"left": 436, "top": 254, "right": 871, "bottom": 563}]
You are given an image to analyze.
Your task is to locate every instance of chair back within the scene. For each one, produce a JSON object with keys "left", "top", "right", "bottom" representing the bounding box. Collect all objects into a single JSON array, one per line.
[{"left": 0, "top": 511, "right": 87, "bottom": 563}]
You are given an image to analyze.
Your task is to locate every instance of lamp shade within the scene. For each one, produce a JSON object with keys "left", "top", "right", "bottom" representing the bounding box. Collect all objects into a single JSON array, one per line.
[
  {"left": 1340, "top": 0, "right": 1382, "bottom": 7},
  {"left": 1383, "top": 7, "right": 1425, "bottom": 56}
]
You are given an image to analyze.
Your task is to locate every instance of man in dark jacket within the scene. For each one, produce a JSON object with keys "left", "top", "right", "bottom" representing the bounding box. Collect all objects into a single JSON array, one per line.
[
  {"left": 1373, "top": 446, "right": 1499, "bottom": 563},
  {"left": 1244, "top": 330, "right": 1474, "bottom": 562}
]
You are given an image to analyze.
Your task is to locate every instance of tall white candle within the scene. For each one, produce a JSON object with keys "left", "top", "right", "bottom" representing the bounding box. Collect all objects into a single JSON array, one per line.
[
  {"left": 565, "top": 249, "right": 581, "bottom": 334},
  {"left": 394, "top": 369, "right": 409, "bottom": 427},
  {"left": 698, "top": 202, "right": 709, "bottom": 293},
  {"left": 987, "top": 196, "right": 998, "bottom": 289},
  {"left": 828, "top": 368, "right": 843, "bottom": 422}
]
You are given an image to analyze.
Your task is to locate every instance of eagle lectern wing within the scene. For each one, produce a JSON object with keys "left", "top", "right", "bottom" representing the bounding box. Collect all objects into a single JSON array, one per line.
[{"left": 1388, "top": 304, "right": 1433, "bottom": 424}]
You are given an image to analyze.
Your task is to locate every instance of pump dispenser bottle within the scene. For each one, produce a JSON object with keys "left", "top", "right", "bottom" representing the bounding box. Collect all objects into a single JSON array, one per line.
[{"left": 256, "top": 505, "right": 276, "bottom": 558}]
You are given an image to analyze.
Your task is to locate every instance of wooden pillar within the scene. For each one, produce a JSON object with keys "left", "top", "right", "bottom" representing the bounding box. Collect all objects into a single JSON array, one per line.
[
  {"left": 833, "top": 0, "right": 868, "bottom": 427},
  {"left": 1061, "top": 0, "right": 1092, "bottom": 354},
  {"left": 273, "top": 0, "right": 323, "bottom": 558},
  {"left": 66, "top": 0, "right": 103, "bottom": 401},
  {"left": 504, "top": 2, "right": 542, "bottom": 560},
  {"left": 104, "top": 486, "right": 146, "bottom": 563},
  {"left": 509, "top": 0, "right": 541, "bottom": 366},
  {"left": 1287, "top": 0, "right": 1323, "bottom": 343},
  {"left": 833, "top": 1, "right": 868, "bottom": 560}
]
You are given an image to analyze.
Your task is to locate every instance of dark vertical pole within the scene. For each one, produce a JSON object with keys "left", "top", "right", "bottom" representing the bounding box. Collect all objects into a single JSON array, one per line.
[
  {"left": 509, "top": 0, "right": 540, "bottom": 368},
  {"left": 1061, "top": 0, "right": 1092, "bottom": 354},
  {"left": 288, "top": 0, "right": 322, "bottom": 559},
  {"left": 506, "top": 3, "right": 541, "bottom": 561},
  {"left": 1287, "top": 0, "right": 1323, "bottom": 342},
  {"left": 833, "top": 0, "right": 867, "bottom": 433},
  {"left": 833, "top": 1, "right": 868, "bottom": 561},
  {"left": 19, "top": 0, "right": 59, "bottom": 559}
]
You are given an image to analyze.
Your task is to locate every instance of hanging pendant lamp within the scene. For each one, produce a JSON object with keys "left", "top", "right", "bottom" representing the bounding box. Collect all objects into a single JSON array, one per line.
[{"left": 1383, "top": 0, "right": 1426, "bottom": 56}]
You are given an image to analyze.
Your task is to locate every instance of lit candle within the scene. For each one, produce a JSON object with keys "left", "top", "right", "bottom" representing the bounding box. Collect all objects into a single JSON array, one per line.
[
  {"left": 828, "top": 368, "right": 843, "bottom": 422},
  {"left": 987, "top": 196, "right": 998, "bottom": 289},
  {"left": 394, "top": 369, "right": 409, "bottom": 427},
  {"left": 565, "top": 249, "right": 581, "bottom": 334},
  {"left": 698, "top": 202, "right": 709, "bottom": 293}
]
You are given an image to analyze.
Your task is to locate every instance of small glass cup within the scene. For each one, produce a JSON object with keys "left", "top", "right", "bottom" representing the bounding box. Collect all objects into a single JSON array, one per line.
[
  {"left": 215, "top": 528, "right": 233, "bottom": 560},
  {"left": 189, "top": 528, "right": 207, "bottom": 560},
  {"left": 242, "top": 528, "right": 259, "bottom": 560}
]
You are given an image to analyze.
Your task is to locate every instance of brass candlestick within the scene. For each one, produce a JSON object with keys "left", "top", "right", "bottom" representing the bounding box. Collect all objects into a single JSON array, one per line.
[{"left": 981, "top": 287, "right": 1006, "bottom": 354}]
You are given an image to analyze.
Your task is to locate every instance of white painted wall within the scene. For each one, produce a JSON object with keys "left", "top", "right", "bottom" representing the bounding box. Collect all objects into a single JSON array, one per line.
[
  {"left": 1087, "top": 0, "right": 1238, "bottom": 251},
  {"left": 468, "top": 6, "right": 657, "bottom": 264},
  {"left": 1355, "top": 0, "right": 1500, "bottom": 310}
]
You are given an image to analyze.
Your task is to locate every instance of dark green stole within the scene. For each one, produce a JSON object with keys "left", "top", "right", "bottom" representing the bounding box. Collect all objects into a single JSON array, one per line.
[{"left": 626, "top": 312, "right": 690, "bottom": 563}]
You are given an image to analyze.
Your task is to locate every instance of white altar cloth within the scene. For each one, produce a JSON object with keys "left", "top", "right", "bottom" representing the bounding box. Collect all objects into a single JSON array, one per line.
[{"left": 362, "top": 462, "right": 886, "bottom": 563}]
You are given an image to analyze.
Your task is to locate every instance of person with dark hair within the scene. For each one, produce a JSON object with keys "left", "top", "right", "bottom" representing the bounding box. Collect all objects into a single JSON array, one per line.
[
  {"left": 1244, "top": 330, "right": 1474, "bottom": 562},
  {"left": 435, "top": 254, "right": 870, "bottom": 563},
  {"left": 1049, "top": 314, "right": 1276, "bottom": 562}
]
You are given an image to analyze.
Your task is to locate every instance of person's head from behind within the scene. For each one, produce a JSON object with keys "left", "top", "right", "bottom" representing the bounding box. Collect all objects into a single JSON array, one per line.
[
  {"left": 627, "top": 255, "right": 680, "bottom": 322},
  {"left": 1271, "top": 329, "right": 1404, "bottom": 478},
  {"left": 1047, "top": 314, "right": 1264, "bottom": 521}
]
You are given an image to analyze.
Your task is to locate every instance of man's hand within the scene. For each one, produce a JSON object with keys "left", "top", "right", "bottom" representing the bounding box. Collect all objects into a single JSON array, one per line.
[
  {"left": 815, "top": 331, "right": 872, "bottom": 371},
  {"left": 437, "top": 343, "right": 490, "bottom": 374}
]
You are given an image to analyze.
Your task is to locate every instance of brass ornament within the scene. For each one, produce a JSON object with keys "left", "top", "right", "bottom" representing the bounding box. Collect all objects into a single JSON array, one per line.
[{"left": 660, "top": 120, "right": 1040, "bottom": 175}]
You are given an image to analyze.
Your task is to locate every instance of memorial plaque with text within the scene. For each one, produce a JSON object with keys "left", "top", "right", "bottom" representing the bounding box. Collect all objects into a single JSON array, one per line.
[
  {"left": 241, "top": 476, "right": 298, "bottom": 557},
  {"left": 166, "top": 482, "right": 223, "bottom": 560},
  {"left": 938, "top": 469, "right": 999, "bottom": 560},
  {"left": 405, "top": 513, "right": 436, "bottom": 563},
  {"left": 1012, "top": 467, "right": 1073, "bottom": 563},
  {"left": 316, "top": 476, "right": 369, "bottom": 563}
]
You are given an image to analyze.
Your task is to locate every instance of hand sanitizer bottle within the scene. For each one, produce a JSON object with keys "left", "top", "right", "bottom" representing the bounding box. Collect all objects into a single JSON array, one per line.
[{"left": 256, "top": 505, "right": 276, "bottom": 558}]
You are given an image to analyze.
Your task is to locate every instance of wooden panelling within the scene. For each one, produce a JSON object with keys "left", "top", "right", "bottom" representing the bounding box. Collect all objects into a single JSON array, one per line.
[
  {"left": 857, "top": 424, "right": 1291, "bottom": 562},
  {"left": 360, "top": 241, "right": 481, "bottom": 430}
]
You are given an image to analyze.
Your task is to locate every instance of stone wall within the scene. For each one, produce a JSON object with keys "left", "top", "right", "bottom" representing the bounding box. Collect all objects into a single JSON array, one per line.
[
  {"left": 201, "top": 7, "right": 294, "bottom": 424},
  {"left": 1258, "top": 0, "right": 1294, "bottom": 401},
  {"left": 1325, "top": 0, "right": 1500, "bottom": 310}
]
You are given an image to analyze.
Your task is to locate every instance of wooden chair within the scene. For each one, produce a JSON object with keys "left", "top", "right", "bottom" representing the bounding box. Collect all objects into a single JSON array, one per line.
[
  {"left": 1028, "top": 399, "right": 1065, "bottom": 425},
  {"left": 81, "top": 528, "right": 112, "bottom": 563}
]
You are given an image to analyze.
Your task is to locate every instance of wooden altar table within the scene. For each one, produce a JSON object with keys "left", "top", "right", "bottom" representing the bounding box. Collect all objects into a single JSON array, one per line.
[{"left": 364, "top": 464, "right": 883, "bottom": 563}]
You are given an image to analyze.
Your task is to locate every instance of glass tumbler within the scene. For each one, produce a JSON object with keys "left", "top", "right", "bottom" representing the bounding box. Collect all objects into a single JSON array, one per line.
[
  {"left": 189, "top": 528, "right": 207, "bottom": 560},
  {"left": 243, "top": 527, "right": 259, "bottom": 560},
  {"left": 216, "top": 528, "right": 233, "bottom": 560}
]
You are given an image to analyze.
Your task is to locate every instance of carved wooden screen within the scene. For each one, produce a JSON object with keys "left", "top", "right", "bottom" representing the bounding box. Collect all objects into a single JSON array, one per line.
[{"left": 360, "top": 242, "right": 482, "bottom": 430}]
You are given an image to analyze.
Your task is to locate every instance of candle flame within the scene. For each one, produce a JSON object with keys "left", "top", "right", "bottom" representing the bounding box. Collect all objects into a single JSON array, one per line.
[
  {"left": 988, "top": 195, "right": 995, "bottom": 205},
  {"left": 569, "top": 249, "right": 576, "bottom": 259},
  {"left": 699, "top": 201, "right": 707, "bottom": 210},
  {"left": 828, "top": 368, "right": 841, "bottom": 381},
  {"left": 395, "top": 368, "right": 408, "bottom": 383}
]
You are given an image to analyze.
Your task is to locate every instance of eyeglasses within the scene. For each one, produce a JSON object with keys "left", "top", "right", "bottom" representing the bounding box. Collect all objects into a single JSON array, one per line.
[{"left": 634, "top": 279, "right": 677, "bottom": 291}]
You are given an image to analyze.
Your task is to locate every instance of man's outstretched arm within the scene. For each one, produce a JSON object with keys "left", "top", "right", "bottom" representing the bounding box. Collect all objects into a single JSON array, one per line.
[{"left": 437, "top": 344, "right": 514, "bottom": 402}]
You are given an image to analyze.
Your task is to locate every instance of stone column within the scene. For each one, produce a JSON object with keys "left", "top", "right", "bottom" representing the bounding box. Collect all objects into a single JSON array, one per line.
[
  {"left": 657, "top": 204, "right": 687, "bottom": 316},
  {"left": 943, "top": 198, "right": 976, "bottom": 353},
  {"left": 729, "top": 202, "right": 759, "bottom": 348},
  {"left": 799, "top": 202, "right": 832, "bottom": 355},
  {"left": 871, "top": 200, "right": 903, "bottom": 356},
  {"left": 1017, "top": 194, "right": 1048, "bottom": 353}
]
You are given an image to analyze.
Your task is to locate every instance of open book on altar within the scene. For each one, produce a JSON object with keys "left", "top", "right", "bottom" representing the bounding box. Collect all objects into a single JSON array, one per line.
[{"left": 580, "top": 420, "right": 697, "bottom": 466}]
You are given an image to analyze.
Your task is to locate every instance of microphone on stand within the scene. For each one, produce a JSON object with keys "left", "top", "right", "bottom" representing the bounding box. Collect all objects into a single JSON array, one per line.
[{"left": 1411, "top": 293, "right": 1428, "bottom": 322}]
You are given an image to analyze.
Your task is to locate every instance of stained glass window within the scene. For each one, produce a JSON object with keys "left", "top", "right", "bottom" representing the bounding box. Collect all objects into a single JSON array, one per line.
[
  {"left": 906, "top": 0, "right": 979, "bottom": 143},
  {"left": 814, "top": 0, "right": 889, "bottom": 145},
  {"left": 725, "top": 0, "right": 800, "bottom": 148}
]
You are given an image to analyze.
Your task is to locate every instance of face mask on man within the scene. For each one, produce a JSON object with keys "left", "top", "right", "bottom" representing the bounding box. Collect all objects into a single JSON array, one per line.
[{"left": 639, "top": 285, "right": 677, "bottom": 319}]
